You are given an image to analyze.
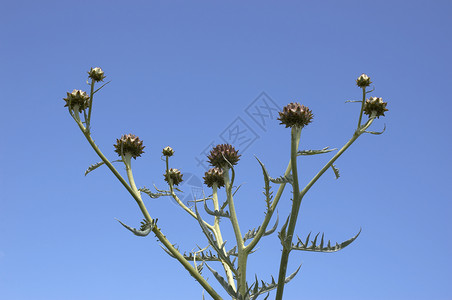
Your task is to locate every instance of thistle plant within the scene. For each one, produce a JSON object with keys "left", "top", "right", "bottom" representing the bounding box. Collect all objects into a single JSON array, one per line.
[{"left": 63, "top": 69, "right": 388, "bottom": 299}]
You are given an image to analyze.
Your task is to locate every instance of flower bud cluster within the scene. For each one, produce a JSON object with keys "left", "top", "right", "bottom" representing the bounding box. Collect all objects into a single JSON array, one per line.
[
  {"left": 356, "top": 73, "right": 372, "bottom": 88},
  {"left": 162, "top": 146, "right": 174, "bottom": 157},
  {"left": 164, "top": 168, "right": 183, "bottom": 186},
  {"left": 114, "top": 134, "right": 145, "bottom": 159},
  {"left": 88, "top": 67, "right": 106, "bottom": 82},
  {"left": 277, "top": 102, "right": 313, "bottom": 128},
  {"left": 203, "top": 167, "right": 225, "bottom": 188},
  {"left": 63, "top": 89, "right": 90, "bottom": 112},
  {"left": 207, "top": 144, "right": 241, "bottom": 169},
  {"left": 363, "top": 97, "right": 388, "bottom": 118}
]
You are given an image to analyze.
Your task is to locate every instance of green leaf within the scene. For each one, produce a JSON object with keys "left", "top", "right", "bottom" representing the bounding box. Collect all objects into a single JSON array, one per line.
[
  {"left": 139, "top": 186, "right": 171, "bottom": 199},
  {"left": 254, "top": 156, "right": 273, "bottom": 209},
  {"left": 250, "top": 265, "right": 301, "bottom": 300},
  {"left": 203, "top": 198, "right": 230, "bottom": 218},
  {"left": 243, "top": 212, "right": 279, "bottom": 242},
  {"left": 297, "top": 146, "right": 337, "bottom": 156},
  {"left": 331, "top": 164, "right": 340, "bottom": 179},
  {"left": 84, "top": 159, "right": 122, "bottom": 176},
  {"left": 194, "top": 204, "right": 236, "bottom": 272},
  {"left": 115, "top": 218, "right": 156, "bottom": 237},
  {"left": 292, "top": 228, "right": 362, "bottom": 252},
  {"left": 364, "top": 123, "right": 386, "bottom": 135},
  {"left": 205, "top": 263, "right": 239, "bottom": 299},
  {"left": 278, "top": 215, "right": 290, "bottom": 248}
]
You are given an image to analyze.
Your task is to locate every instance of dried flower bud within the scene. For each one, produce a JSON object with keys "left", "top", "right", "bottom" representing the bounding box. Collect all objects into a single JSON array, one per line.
[
  {"left": 164, "top": 168, "right": 183, "bottom": 186},
  {"left": 114, "top": 134, "right": 145, "bottom": 159},
  {"left": 207, "top": 144, "right": 241, "bottom": 168},
  {"left": 277, "top": 102, "right": 313, "bottom": 128},
  {"left": 162, "top": 146, "right": 174, "bottom": 157},
  {"left": 63, "top": 89, "right": 90, "bottom": 112},
  {"left": 363, "top": 97, "right": 388, "bottom": 118},
  {"left": 88, "top": 67, "right": 106, "bottom": 82},
  {"left": 356, "top": 73, "right": 372, "bottom": 88},
  {"left": 203, "top": 167, "right": 225, "bottom": 188}
]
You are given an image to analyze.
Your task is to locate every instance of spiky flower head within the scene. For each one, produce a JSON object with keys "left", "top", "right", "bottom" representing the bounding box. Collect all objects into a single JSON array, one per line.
[
  {"left": 164, "top": 168, "right": 183, "bottom": 186},
  {"left": 88, "top": 67, "right": 106, "bottom": 82},
  {"left": 63, "top": 89, "right": 90, "bottom": 112},
  {"left": 114, "top": 134, "right": 145, "bottom": 159},
  {"left": 203, "top": 167, "right": 225, "bottom": 188},
  {"left": 207, "top": 144, "right": 241, "bottom": 168},
  {"left": 162, "top": 146, "right": 174, "bottom": 157},
  {"left": 277, "top": 102, "right": 313, "bottom": 128},
  {"left": 363, "top": 97, "right": 388, "bottom": 118},
  {"left": 356, "top": 73, "right": 372, "bottom": 88}
]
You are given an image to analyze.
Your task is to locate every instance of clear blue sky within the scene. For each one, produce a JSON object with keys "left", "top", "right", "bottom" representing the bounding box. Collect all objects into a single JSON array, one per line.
[{"left": 1, "top": 1, "right": 451, "bottom": 299}]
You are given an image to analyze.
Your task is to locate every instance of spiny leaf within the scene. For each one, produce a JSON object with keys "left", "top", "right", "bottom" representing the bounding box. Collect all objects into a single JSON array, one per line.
[
  {"left": 139, "top": 186, "right": 171, "bottom": 198},
  {"left": 205, "top": 263, "right": 238, "bottom": 299},
  {"left": 203, "top": 198, "right": 230, "bottom": 218},
  {"left": 292, "top": 228, "right": 362, "bottom": 252},
  {"left": 269, "top": 174, "right": 293, "bottom": 185},
  {"left": 232, "top": 183, "right": 244, "bottom": 197},
  {"left": 278, "top": 215, "right": 291, "bottom": 248},
  {"left": 297, "top": 146, "right": 337, "bottom": 156},
  {"left": 254, "top": 156, "right": 273, "bottom": 209},
  {"left": 92, "top": 80, "right": 111, "bottom": 95},
  {"left": 364, "top": 123, "right": 386, "bottom": 135},
  {"left": 84, "top": 159, "right": 122, "bottom": 176},
  {"left": 196, "top": 261, "right": 204, "bottom": 275},
  {"left": 194, "top": 203, "right": 236, "bottom": 273},
  {"left": 331, "top": 164, "right": 340, "bottom": 179},
  {"left": 250, "top": 265, "right": 301, "bottom": 299},
  {"left": 243, "top": 212, "right": 279, "bottom": 242},
  {"left": 115, "top": 218, "right": 156, "bottom": 237}
]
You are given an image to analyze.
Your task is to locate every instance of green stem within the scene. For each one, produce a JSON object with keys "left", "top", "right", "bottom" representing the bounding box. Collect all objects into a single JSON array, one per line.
[
  {"left": 301, "top": 116, "right": 375, "bottom": 199},
  {"left": 71, "top": 111, "right": 222, "bottom": 300},
  {"left": 357, "top": 87, "right": 366, "bottom": 130},
  {"left": 274, "top": 117, "right": 376, "bottom": 300},
  {"left": 87, "top": 79, "right": 95, "bottom": 130},
  {"left": 224, "top": 167, "right": 246, "bottom": 296},
  {"left": 212, "top": 184, "right": 236, "bottom": 291},
  {"left": 165, "top": 158, "right": 215, "bottom": 231},
  {"left": 245, "top": 131, "right": 301, "bottom": 253},
  {"left": 275, "top": 126, "right": 302, "bottom": 300}
]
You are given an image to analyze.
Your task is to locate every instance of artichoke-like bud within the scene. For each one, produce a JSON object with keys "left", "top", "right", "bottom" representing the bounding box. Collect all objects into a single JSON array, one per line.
[
  {"left": 63, "top": 89, "right": 90, "bottom": 112},
  {"left": 203, "top": 167, "right": 225, "bottom": 188},
  {"left": 363, "top": 97, "right": 388, "bottom": 118},
  {"left": 162, "top": 146, "right": 174, "bottom": 157},
  {"left": 114, "top": 134, "right": 145, "bottom": 159},
  {"left": 88, "top": 67, "right": 106, "bottom": 82},
  {"left": 277, "top": 102, "right": 313, "bottom": 128},
  {"left": 356, "top": 73, "right": 372, "bottom": 88},
  {"left": 164, "top": 168, "right": 183, "bottom": 186},
  {"left": 207, "top": 144, "right": 241, "bottom": 168}
]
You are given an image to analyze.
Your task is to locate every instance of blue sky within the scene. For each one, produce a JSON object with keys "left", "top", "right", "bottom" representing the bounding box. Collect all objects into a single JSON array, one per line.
[{"left": 1, "top": 1, "right": 451, "bottom": 299}]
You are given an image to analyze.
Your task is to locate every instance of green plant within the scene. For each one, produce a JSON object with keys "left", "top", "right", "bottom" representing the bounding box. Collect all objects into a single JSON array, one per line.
[{"left": 63, "top": 69, "right": 387, "bottom": 299}]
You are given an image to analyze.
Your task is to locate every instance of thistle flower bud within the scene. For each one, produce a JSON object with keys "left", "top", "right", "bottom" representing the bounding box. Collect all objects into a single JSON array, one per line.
[
  {"left": 88, "top": 67, "right": 106, "bottom": 82},
  {"left": 63, "top": 89, "right": 90, "bottom": 112},
  {"left": 277, "top": 102, "right": 313, "bottom": 128},
  {"left": 162, "top": 146, "right": 174, "bottom": 157},
  {"left": 356, "top": 73, "right": 372, "bottom": 88},
  {"left": 207, "top": 144, "right": 241, "bottom": 168},
  {"left": 114, "top": 134, "right": 145, "bottom": 159},
  {"left": 363, "top": 97, "right": 388, "bottom": 118},
  {"left": 203, "top": 167, "right": 225, "bottom": 188},
  {"left": 164, "top": 168, "right": 183, "bottom": 186}
]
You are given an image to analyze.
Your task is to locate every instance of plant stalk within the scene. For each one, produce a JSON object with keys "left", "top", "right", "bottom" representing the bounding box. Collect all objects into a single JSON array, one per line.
[
  {"left": 72, "top": 111, "right": 222, "bottom": 300},
  {"left": 275, "top": 126, "right": 302, "bottom": 300}
]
